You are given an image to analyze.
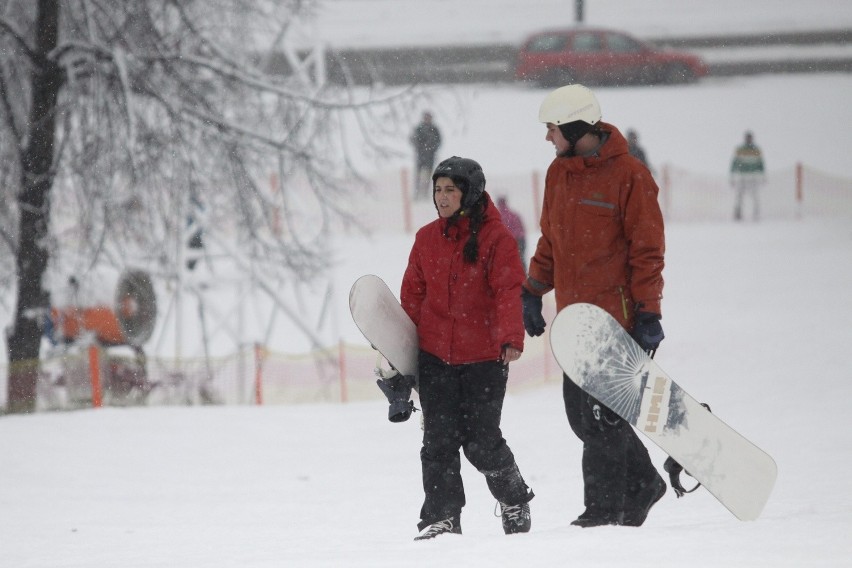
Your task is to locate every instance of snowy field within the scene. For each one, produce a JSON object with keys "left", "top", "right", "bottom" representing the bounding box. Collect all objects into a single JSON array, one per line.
[
  {"left": 1, "top": 217, "right": 851, "bottom": 567},
  {"left": 3, "top": 1, "right": 852, "bottom": 567}
]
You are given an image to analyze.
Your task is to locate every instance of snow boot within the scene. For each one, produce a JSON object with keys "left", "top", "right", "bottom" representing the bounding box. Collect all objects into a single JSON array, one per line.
[
  {"left": 496, "top": 501, "right": 531, "bottom": 534},
  {"left": 570, "top": 508, "right": 622, "bottom": 528},
  {"left": 622, "top": 474, "right": 667, "bottom": 527},
  {"left": 414, "top": 516, "right": 461, "bottom": 541}
]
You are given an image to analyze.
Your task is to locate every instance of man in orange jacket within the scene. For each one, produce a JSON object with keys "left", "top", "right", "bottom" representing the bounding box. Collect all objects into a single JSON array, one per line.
[{"left": 522, "top": 84, "right": 667, "bottom": 528}]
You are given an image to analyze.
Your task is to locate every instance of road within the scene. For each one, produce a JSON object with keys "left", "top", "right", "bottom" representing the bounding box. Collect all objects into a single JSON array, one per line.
[{"left": 268, "top": 29, "right": 852, "bottom": 85}]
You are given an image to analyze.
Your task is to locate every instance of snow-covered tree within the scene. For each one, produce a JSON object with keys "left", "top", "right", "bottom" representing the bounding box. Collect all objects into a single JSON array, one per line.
[{"left": 0, "top": 0, "right": 419, "bottom": 413}]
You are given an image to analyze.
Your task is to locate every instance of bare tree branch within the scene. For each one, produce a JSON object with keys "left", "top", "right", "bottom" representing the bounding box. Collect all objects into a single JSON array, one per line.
[
  {"left": 1, "top": 0, "right": 427, "bottom": 411},
  {"left": 0, "top": 16, "right": 38, "bottom": 62}
]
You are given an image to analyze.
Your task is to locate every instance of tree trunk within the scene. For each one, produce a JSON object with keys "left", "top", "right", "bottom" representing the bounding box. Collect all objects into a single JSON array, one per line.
[{"left": 6, "top": 0, "right": 61, "bottom": 414}]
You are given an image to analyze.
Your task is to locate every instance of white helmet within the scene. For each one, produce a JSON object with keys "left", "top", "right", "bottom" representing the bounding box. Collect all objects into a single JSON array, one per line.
[{"left": 538, "top": 84, "right": 601, "bottom": 126}]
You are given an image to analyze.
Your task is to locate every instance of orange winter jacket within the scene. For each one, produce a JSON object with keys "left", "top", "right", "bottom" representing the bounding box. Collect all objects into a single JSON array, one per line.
[
  {"left": 401, "top": 193, "right": 526, "bottom": 365},
  {"left": 527, "top": 123, "right": 665, "bottom": 329}
]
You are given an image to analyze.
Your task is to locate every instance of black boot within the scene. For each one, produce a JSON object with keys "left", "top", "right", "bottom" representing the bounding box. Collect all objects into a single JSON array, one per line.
[
  {"left": 496, "top": 501, "right": 531, "bottom": 534},
  {"left": 414, "top": 516, "right": 462, "bottom": 540},
  {"left": 570, "top": 508, "right": 623, "bottom": 528},
  {"left": 623, "top": 474, "right": 667, "bottom": 526}
]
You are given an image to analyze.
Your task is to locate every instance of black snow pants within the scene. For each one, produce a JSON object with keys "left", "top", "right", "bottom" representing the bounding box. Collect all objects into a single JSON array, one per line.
[
  {"left": 563, "top": 374, "right": 658, "bottom": 516},
  {"left": 417, "top": 352, "right": 533, "bottom": 531}
]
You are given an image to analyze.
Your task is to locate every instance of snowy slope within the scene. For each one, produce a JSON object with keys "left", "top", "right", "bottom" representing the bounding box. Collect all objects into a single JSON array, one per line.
[
  {"left": 1, "top": 218, "right": 850, "bottom": 567},
  {"left": 2, "top": 2, "right": 852, "bottom": 566}
]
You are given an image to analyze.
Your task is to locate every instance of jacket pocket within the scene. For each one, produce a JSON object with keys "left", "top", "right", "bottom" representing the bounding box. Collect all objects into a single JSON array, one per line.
[{"left": 575, "top": 198, "right": 620, "bottom": 262}]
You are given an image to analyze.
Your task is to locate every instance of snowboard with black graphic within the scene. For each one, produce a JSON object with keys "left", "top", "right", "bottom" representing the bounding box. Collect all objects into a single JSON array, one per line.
[{"left": 550, "top": 303, "right": 777, "bottom": 521}]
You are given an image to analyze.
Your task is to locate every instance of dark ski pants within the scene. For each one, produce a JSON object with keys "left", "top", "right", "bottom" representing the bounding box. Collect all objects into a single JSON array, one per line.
[
  {"left": 417, "top": 352, "right": 533, "bottom": 530},
  {"left": 563, "top": 374, "right": 658, "bottom": 515}
]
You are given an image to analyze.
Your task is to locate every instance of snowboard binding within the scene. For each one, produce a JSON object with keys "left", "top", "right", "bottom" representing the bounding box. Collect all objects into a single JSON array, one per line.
[{"left": 664, "top": 402, "right": 712, "bottom": 497}]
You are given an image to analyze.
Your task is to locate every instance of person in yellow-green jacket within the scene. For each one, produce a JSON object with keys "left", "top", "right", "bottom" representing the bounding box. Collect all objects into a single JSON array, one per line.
[{"left": 730, "top": 131, "right": 766, "bottom": 221}]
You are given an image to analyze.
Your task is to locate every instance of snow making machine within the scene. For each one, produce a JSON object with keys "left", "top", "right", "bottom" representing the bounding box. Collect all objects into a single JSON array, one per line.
[{"left": 43, "top": 269, "right": 158, "bottom": 408}]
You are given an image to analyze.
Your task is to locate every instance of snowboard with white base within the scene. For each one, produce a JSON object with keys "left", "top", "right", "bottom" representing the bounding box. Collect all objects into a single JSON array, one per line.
[
  {"left": 549, "top": 303, "right": 777, "bottom": 521},
  {"left": 348, "top": 274, "right": 418, "bottom": 379}
]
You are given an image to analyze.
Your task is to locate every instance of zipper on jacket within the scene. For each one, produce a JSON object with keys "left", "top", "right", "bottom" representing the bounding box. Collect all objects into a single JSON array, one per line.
[
  {"left": 618, "top": 286, "right": 629, "bottom": 321},
  {"left": 580, "top": 198, "right": 615, "bottom": 210}
]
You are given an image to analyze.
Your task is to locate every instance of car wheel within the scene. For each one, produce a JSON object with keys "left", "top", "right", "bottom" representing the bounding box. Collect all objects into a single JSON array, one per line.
[
  {"left": 538, "top": 68, "right": 576, "bottom": 88},
  {"left": 663, "top": 63, "right": 695, "bottom": 84}
]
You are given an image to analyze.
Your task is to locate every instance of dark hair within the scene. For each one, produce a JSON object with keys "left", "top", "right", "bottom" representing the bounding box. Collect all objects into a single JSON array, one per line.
[
  {"left": 441, "top": 193, "right": 487, "bottom": 264},
  {"left": 461, "top": 194, "right": 487, "bottom": 263},
  {"left": 558, "top": 121, "right": 603, "bottom": 157}
]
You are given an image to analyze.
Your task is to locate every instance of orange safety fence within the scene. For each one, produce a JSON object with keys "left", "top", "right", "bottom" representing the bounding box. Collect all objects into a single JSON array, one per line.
[
  {"left": 2, "top": 162, "right": 850, "bottom": 412},
  {"left": 1, "top": 298, "right": 562, "bottom": 411},
  {"left": 360, "top": 163, "right": 852, "bottom": 240}
]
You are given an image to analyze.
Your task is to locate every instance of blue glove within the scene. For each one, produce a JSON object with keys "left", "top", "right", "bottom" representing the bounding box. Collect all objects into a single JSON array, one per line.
[
  {"left": 631, "top": 312, "right": 664, "bottom": 353},
  {"left": 521, "top": 288, "right": 546, "bottom": 337}
]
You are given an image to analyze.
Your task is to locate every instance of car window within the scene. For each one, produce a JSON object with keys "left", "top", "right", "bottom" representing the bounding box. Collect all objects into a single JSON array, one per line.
[
  {"left": 526, "top": 34, "right": 568, "bottom": 53},
  {"left": 570, "top": 32, "right": 602, "bottom": 53},
  {"left": 606, "top": 33, "right": 643, "bottom": 53}
]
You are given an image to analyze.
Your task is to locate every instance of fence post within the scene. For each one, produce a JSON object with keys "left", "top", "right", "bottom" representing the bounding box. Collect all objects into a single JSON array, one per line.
[
  {"left": 401, "top": 167, "right": 412, "bottom": 234},
  {"left": 339, "top": 339, "right": 348, "bottom": 404},
  {"left": 254, "top": 343, "right": 264, "bottom": 405},
  {"left": 795, "top": 162, "right": 803, "bottom": 219},
  {"left": 661, "top": 163, "right": 671, "bottom": 217},
  {"left": 532, "top": 170, "right": 541, "bottom": 222},
  {"left": 269, "top": 172, "right": 281, "bottom": 236},
  {"left": 88, "top": 344, "right": 102, "bottom": 408}
]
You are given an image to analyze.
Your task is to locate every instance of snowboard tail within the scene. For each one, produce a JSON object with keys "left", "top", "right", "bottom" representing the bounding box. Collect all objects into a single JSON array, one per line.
[
  {"left": 550, "top": 303, "right": 777, "bottom": 521},
  {"left": 349, "top": 275, "right": 420, "bottom": 422},
  {"left": 349, "top": 274, "right": 418, "bottom": 379}
]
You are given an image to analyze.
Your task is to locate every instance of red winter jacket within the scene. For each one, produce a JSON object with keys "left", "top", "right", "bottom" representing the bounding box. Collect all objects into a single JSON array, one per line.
[
  {"left": 401, "top": 193, "right": 526, "bottom": 364},
  {"left": 527, "top": 123, "right": 665, "bottom": 329}
]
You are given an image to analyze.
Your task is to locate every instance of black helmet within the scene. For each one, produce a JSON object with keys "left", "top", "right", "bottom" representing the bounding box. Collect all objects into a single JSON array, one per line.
[{"left": 431, "top": 156, "right": 486, "bottom": 208}]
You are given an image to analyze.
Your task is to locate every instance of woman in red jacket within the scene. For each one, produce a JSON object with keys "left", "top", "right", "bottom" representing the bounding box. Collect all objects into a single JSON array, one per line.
[{"left": 401, "top": 156, "right": 534, "bottom": 540}]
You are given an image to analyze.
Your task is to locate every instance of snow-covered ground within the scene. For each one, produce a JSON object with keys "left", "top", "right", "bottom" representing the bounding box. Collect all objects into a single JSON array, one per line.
[
  {"left": 1, "top": 217, "right": 851, "bottom": 567},
  {"left": 2, "top": 2, "right": 852, "bottom": 566}
]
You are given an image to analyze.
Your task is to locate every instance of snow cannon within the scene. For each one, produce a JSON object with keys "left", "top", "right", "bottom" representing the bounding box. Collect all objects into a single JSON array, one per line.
[{"left": 50, "top": 269, "right": 157, "bottom": 347}]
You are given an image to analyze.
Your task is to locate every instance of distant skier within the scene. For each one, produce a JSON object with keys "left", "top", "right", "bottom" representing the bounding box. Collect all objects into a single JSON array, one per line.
[
  {"left": 626, "top": 128, "right": 654, "bottom": 176},
  {"left": 409, "top": 111, "right": 442, "bottom": 200},
  {"left": 729, "top": 131, "right": 766, "bottom": 221}
]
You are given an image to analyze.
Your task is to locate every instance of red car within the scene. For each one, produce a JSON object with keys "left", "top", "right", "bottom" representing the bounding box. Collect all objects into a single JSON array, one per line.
[{"left": 515, "top": 28, "right": 709, "bottom": 87}]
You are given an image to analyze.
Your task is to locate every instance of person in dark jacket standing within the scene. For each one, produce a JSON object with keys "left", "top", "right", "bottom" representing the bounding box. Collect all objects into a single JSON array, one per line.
[
  {"left": 401, "top": 156, "right": 534, "bottom": 540},
  {"left": 522, "top": 85, "right": 667, "bottom": 528},
  {"left": 410, "top": 111, "right": 442, "bottom": 200},
  {"left": 626, "top": 128, "right": 654, "bottom": 176}
]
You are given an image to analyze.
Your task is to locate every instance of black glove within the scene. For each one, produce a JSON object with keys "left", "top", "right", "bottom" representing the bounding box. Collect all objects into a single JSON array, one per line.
[
  {"left": 376, "top": 372, "right": 417, "bottom": 423},
  {"left": 521, "top": 288, "right": 546, "bottom": 337},
  {"left": 631, "top": 311, "right": 664, "bottom": 353}
]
